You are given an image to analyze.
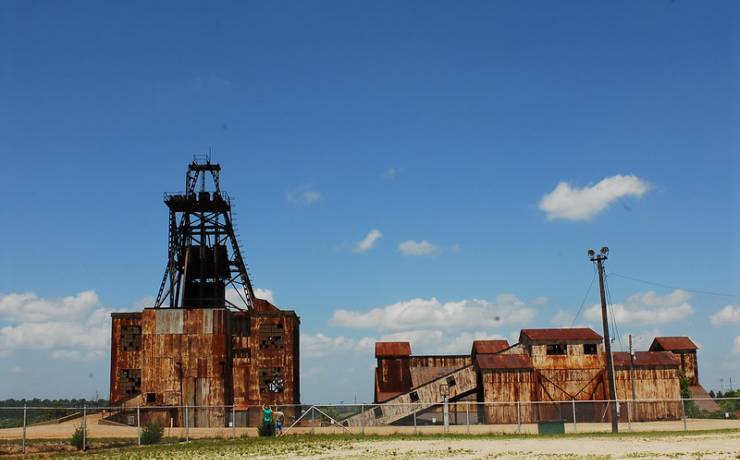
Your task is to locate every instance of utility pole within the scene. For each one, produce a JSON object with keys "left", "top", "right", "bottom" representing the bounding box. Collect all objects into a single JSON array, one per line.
[{"left": 589, "top": 246, "right": 619, "bottom": 433}]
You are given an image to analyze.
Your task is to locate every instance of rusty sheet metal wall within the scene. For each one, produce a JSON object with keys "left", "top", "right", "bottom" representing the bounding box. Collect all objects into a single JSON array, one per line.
[
  {"left": 481, "top": 369, "right": 536, "bottom": 424},
  {"left": 375, "top": 357, "right": 412, "bottom": 403},
  {"left": 616, "top": 368, "right": 681, "bottom": 421},
  {"left": 679, "top": 352, "right": 698, "bottom": 385},
  {"left": 109, "top": 313, "right": 143, "bottom": 404},
  {"left": 139, "top": 308, "right": 229, "bottom": 427},
  {"left": 231, "top": 310, "right": 300, "bottom": 421},
  {"left": 529, "top": 343, "right": 605, "bottom": 369}
]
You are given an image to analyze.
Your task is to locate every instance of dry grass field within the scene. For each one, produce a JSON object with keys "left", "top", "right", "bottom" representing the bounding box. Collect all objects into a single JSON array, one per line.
[{"left": 1, "top": 428, "right": 739, "bottom": 459}]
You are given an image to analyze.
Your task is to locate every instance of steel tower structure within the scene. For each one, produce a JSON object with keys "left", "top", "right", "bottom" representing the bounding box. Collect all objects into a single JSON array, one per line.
[{"left": 154, "top": 156, "right": 255, "bottom": 310}]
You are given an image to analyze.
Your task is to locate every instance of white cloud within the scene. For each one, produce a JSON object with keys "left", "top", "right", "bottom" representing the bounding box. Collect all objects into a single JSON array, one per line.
[
  {"left": 331, "top": 295, "right": 536, "bottom": 332},
  {"left": 584, "top": 289, "right": 693, "bottom": 325},
  {"left": 286, "top": 186, "right": 322, "bottom": 205},
  {"left": 354, "top": 229, "right": 383, "bottom": 253},
  {"left": 551, "top": 310, "right": 575, "bottom": 327},
  {"left": 253, "top": 288, "right": 275, "bottom": 304},
  {"left": 398, "top": 240, "right": 438, "bottom": 256},
  {"left": 539, "top": 174, "right": 651, "bottom": 221},
  {"left": 303, "top": 329, "right": 507, "bottom": 358},
  {"left": 710, "top": 305, "right": 740, "bottom": 325},
  {"left": 733, "top": 336, "right": 740, "bottom": 356},
  {"left": 621, "top": 328, "right": 663, "bottom": 351},
  {"left": 0, "top": 290, "right": 114, "bottom": 360},
  {"left": 226, "top": 286, "right": 275, "bottom": 307},
  {"left": 0, "top": 291, "right": 101, "bottom": 323},
  {"left": 51, "top": 350, "right": 105, "bottom": 361},
  {"left": 301, "top": 333, "right": 374, "bottom": 358}
]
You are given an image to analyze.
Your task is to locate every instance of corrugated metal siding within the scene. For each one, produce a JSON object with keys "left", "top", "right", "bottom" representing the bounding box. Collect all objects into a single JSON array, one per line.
[
  {"left": 520, "top": 328, "right": 602, "bottom": 343},
  {"left": 650, "top": 337, "right": 698, "bottom": 351},
  {"left": 155, "top": 309, "right": 184, "bottom": 334},
  {"left": 109, "top": 314, "right": 143, "bottom": 404},
  {"left": 231, "top": 310, "right": 300, "bottom": 416},
  {"left": 375, "top": 342, "right": 411, "bottom": 358}
]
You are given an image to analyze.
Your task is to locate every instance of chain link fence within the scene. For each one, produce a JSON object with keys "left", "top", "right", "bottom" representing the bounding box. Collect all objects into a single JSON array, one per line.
[{"left": 0, "top": 398, "right": 737, "bottom": 454}]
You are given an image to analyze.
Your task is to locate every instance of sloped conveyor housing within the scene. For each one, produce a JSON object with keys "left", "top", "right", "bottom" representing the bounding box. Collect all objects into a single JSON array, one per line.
[{"left": 343, "top": 364, "right": 477, "bottom": 427}]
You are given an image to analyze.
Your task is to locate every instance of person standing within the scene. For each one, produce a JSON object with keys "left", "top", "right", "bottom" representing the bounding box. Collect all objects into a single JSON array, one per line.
[
  {"left": 261, "top": 404, "right": 274, "bottom": 436},
  {"left": 273, "top": 409, "right": 285, "bottom": 436}
]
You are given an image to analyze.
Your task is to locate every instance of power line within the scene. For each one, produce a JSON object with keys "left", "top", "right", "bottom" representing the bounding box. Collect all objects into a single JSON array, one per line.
[
  {"left": 604, "top": 274, "right": 624, "bottom": 352},
  {"left": 571, "top": 265, "right": 597, "bottom": 327},
  {"left": 610, "top": 273, "right": 740, "bottom": 298}
]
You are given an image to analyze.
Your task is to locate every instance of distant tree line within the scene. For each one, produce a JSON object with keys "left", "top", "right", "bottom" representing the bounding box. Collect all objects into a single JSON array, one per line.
[{"left": 0, "top": 398, "right": 109, "bottom": 428}]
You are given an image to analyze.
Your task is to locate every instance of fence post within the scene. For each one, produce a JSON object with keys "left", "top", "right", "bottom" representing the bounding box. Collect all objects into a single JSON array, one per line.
[
  {"left": 185, "top": 405, "right": 189, "bottom": 441},
  {"left": 516, "top": 401, "right": 521, "bottom": 434},
  {"left": 571, "top": 399, "right": 576, "bottom": 432},
  {"left": 681, "top": 398, "right": 687, "bottom": 431},
  {"left": 466, "top": 402, "right": 470, "bottom": 434},
  {"left": 360, "top": 404, "right": 365, "bottom": 435},
  {"left": 232, "top": 405, "right": 236, "bottom": 438},
  {"left": 413, "top": 404, "right": 417, "bottom": 435},
  {"left": 22, "top": 405, "right": 27, "bottom": 454},
  {"left": 311, "top": 406, "right": 315, "bottom": 434},
  {"left": 137, "top": 405, "right": 141, "bottom": 446},
  {"left": 627, "top": 400, "right": 632, "bottom": 431},
  {"left": 82, "top": 404, "right": 87, "bottom": 452}
]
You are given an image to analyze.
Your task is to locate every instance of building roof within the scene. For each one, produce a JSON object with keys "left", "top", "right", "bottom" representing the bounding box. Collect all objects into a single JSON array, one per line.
[
  {"left": 613, "top": 351, "right": 679, "bottom": 368},
  {"left": 519, "top": 328, "right": 602, "bottom": 343},
  {"left": 649, "top": 337, "right": 698, "bottom": 352},
  {"left": 375, "top": 342, "right": 411, "bottom": 358},
  {"left": 253, "top": 298, "right": 280, "bottom": 313},
  {"left": 471, "top": 340, "right": 510, "bottom": 355},
  {"left": 475, "top": 353, "right": 533, "bottom": 370}
]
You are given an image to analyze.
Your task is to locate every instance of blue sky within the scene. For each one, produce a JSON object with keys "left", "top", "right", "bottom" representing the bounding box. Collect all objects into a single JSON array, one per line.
[{"left": 1, "top": 1, "right": 739, "bottom": 402}]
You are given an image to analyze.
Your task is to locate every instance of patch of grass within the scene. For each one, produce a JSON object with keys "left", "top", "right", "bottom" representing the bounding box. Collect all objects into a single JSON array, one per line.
[{"left": 17, "top": 428, "right": 740, "bottom": 459}]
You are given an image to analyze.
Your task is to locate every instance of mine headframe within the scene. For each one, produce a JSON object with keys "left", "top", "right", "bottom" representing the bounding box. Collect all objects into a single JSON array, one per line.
[{"left": 154, "top": 155, "right": 255, "bottom": 310}]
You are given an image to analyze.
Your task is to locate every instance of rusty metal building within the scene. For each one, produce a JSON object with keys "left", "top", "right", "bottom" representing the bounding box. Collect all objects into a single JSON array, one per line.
[
  {"left": 353, "top": 328, "right": 708, "bottom": 426},
  {"left": 109, "top": 158, "right": 300, "bottom": 427}
]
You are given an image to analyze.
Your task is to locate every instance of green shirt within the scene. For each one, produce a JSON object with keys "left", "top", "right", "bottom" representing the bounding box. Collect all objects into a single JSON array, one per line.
[{"left": 263, "top": 408, "right": 273, "bottom": 423}]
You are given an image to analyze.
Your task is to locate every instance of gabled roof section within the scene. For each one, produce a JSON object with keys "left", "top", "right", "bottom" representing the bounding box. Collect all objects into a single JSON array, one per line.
[
  {"left": 519, "top": 328, "right": 602, "bottom": 343},
  {"left": 613, "top": 351, "right": 679, "bottom": 368},
  {"left": 649, "top": 337, "right": 698, "bottom": 352},
  {"left": 253, "top": 298, "right": 280, "bottom": 312},
  {"left": 471, "top": 340, "right": 510, "bottom": 355},
  {"left": 475, "top": 353, "right": 533, "bottom": 370},
  {"left": 375, "top": 342, "right": 411, "bottom": 358}
]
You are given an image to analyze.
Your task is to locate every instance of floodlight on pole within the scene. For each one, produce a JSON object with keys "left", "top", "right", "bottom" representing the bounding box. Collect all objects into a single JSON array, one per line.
[{"left": 587, "top": 244, "right": 619, "bottom": 433}]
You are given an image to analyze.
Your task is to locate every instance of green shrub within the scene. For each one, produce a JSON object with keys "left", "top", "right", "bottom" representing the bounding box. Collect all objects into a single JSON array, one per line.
[
  {"left": 140, "top": 421, "right": 164, "bottom": 445},
  {"left": 71, "top": 425, "right": 86, "bottom": 450},
  {"left": 257, "top": 421, "right": 274, "bottom": 437}
]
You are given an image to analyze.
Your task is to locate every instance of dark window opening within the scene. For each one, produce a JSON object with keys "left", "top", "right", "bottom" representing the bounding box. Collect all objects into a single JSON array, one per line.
[
  {"left": 145, "top": 392, "right": 156, "bottom": 403},
  {"left": 409, "top": 391, "right": 419, "bottom": 402},
  {"left": 258, "top": 324, "right": 284, "bottom": 350},
  {"left": 546, "top": 344, "right": 567, "bottom": 356},
  {"left": 373, "top": 406, "right": 383, "bottom": 418},
  {"left": 584, "top": 344, "right": 597, "bottom": 355},
  {"left": 446, "top": 376, "right": 457, "bottom": 387},
  {"left": 259, "top": 367, "right": 285, "bottom": 394},
  {"left": 119, "top": 369, "right": 141, "bottom": 395},
  {"left": 231, "top": 317, "right": 250, "bottom": 337},
  {"left": 121, "top": 325, "right": 142, "bottom": 351}
]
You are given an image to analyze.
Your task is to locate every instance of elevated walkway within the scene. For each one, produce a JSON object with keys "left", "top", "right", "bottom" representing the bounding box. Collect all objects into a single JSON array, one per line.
[{"left": 344, "top": 365, "right": 477, "bottom": 427}]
